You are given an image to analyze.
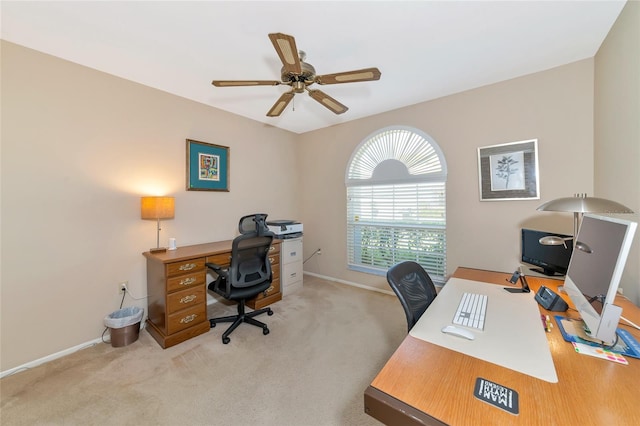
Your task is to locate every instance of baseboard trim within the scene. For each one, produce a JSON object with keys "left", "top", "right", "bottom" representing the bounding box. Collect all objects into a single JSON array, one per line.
[
  {"left": 0, "top": 337, "right": 104, "bottom": 379},
  {"left": 0, "top": 323, "right": 148, "bottom": 379},
  {"left": 303, "top": 271, "right": 395, "bottom": 296},
  {"left": 2, "top": 274, "right": 389, "bottom": 378}
]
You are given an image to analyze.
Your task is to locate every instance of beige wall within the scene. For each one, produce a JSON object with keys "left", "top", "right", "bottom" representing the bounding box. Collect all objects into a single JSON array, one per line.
[
  {"left": 3, "top": 8, "right": 638, "bottom": 372},
  {"left": 299, "top": 60, "right": 595, "bottom": 291},
  {"left": 1, "top": 41, "right": 299, "bottom": 371},
  {"left": 594, "top": 0, "right": 640, "bottom": 304}
]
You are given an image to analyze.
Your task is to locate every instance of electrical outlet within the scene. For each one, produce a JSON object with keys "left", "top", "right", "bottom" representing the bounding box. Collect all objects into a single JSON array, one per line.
[{"left": 119, "top": 281, "right": 128, "bottom": 295}]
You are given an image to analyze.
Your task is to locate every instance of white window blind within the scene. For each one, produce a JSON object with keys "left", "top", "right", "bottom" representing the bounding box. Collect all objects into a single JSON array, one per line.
[{"left": 345, "top": 127, "right": 447, "bottom": 283}]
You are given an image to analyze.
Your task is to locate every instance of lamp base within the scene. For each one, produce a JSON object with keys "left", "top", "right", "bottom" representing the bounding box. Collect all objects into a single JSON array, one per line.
[{"left": 150, "top": 247, "right": 167, "bottom": 253}]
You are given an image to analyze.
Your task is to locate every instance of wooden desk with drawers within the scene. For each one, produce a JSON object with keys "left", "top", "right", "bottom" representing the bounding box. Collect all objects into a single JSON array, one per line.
[
  {"left": 143, "top": 240, "right": 281, "bottom": 348},
  {"left": 365, "top": 267, "right": 640, "bottom": 425}
]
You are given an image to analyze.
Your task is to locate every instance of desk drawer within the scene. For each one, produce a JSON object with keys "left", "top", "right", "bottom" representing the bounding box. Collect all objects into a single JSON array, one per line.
[
  {"left": 264, "top": 277, "right": 280, "bottom": 298},
  {"left": 271, "top": 263, "right": 280, "bottom": 281},
  {"left": 166, "top": 258, "right": 206, "bottom": 277},
  {"left": 269, "top": 253, "right": 280, "bottom": 274},
  {"left": 206, "top": 243, "right": 279, "bottom": 266},
  {"left": 167, "top": 304, "right": 207, "bottom": 334},
  {"left": 206, "top": 253, "right": 279, "bottom": 272},
  {"left": 282, "top": 261, "right": 303, "bottom": 287},
  {"left": 167, "top": 285, "right": 206, "bottom": 314},
  {"left": 281, "top": 239, "right": 303, "bottom": 265},
  {"left": 206, "top": 253, "right": 231, "bottom": 267},
  {"left": 247, "top": 277, "right": 282, "bottom": 309},
  {"left": 247, "top": 277, "right": 281, "bottom": 308},
  {"left": 269, "top": 243, "right": 280, "bottom": 255},
  {"left": 167, "top": 270, "right": 205, "bottom": 293}
]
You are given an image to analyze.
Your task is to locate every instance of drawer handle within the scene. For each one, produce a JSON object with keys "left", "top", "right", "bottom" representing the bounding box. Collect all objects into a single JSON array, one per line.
[
  {"left": 179, "top": 263, "right": 197, "bottom": 271},
  {"left": 269, "top": 246, "right": 276, "bottom": 252},
  {"left": 269, "top": 257, "right": 275, "bottom": 264},
  {"left": 263, "top": 285, "right": 275, "bottom": 296},
  {"left": 180, "top": 295, "right": 197, "bottom": 304},
  {"left": 180, "top": 314, "right": 197, "bottom": 324},
  {"left": 179, "top": 277, "right": 197, "bottom": 286}
]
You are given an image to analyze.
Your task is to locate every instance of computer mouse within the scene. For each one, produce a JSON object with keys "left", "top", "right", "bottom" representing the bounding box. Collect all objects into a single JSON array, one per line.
[{"left": 441, "top": 325, "right": 475, "bottom": 340}]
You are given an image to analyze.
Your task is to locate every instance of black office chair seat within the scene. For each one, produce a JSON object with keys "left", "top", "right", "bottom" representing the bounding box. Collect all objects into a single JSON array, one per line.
[
  {"left": 208, "top": 273, "right": 272, "bottom": 300},
  {"left": 206, "top": 214, "right": 275, "bottom": 344}
]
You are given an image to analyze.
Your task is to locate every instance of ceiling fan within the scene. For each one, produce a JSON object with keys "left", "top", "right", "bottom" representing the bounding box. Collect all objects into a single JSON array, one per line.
[{"left": 211, "top": 33, "right": 381, "bottom": 117}]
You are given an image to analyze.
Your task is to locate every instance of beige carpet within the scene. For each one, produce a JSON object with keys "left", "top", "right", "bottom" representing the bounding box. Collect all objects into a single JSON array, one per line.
[{"left": 1, "top": 276, "right": 406, "bottom": 425}]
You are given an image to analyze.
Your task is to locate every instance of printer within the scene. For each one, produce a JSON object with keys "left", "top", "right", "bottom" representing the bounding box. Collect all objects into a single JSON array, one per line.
[{"left": 267, "top": 220, "right": 303, "bottom": 239}]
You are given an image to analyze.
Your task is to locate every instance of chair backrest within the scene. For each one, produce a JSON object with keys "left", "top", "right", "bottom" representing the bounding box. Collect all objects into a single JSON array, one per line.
[
  {"left": 228, "top": 232, "right": 274, "bottom": 289},
  {"left": 238, "top": 213, "right": 271, "bottom": 236},
  {"left": 386, "top": 261, "right": 438, "bottom": 331}
]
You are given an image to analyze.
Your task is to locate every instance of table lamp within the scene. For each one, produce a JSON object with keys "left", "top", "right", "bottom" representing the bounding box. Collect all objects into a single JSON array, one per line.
[
  {"left": 141, "top": 196, "right": 175, "bottom": 253},
  {"left": 537, "top": 193, "right": 633, "bottom": 249}
]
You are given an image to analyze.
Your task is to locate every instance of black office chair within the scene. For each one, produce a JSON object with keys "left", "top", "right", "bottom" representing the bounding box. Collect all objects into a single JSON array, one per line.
[
  {"left": 386, "top": 261, "right": 438, "bottom": 331},
  {"left": 206, "top": 214, "right": 275, "bottom": 344}
]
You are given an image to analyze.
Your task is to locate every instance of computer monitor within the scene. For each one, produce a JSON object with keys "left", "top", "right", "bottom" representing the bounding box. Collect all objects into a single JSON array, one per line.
[
  {"left": 563, "top": 214, "right": 637, "bottom": 345},
  {"left": 521, "top": 228, "right": 573, "bottom": 276}
]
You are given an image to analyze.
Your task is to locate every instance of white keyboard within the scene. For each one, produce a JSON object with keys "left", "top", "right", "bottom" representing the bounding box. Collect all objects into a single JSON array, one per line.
[{"left": 453, "top": 292, "right": 488, "bottom": 330}]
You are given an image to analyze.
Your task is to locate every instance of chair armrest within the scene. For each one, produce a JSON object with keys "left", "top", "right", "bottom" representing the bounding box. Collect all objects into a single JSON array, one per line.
[
  {"left": 205, "top": 262, "right": 223, "bottom": 273},
  {"left": 206, "top": 262, "right": 231, "bottom": 295}
]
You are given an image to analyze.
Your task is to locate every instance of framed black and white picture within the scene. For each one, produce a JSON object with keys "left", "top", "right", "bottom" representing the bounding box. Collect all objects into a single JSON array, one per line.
[{"left": 477, "top": 139, "right": 539, "bottom": 201}]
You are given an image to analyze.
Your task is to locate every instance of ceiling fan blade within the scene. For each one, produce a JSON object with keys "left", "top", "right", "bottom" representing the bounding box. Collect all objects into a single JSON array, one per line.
[
  {"left": 315, "top": 67, "right": 381, "bottom": 85},
  {"left": 268, "top": 33, "right": 302, "bottom": 75},
  {"left": 307, "top": 89, "right": 348, "bottom": 115},
  {"left": 267, "top": 92, "right": 295, "bottom": 117},
  {"left": 212, "top": 80, "right": 281, "bottom": 87}
]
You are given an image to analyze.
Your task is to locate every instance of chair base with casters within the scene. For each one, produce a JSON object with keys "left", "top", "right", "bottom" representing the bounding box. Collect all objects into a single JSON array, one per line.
[{"left": 209, "top": 293, "right": 274, "bottom": 344}]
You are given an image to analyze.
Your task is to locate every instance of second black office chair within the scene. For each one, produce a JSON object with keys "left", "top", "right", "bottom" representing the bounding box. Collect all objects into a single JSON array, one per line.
[
  {"left": 206, "top": 214, "right": 275, "bottom": 344},
  {"left": 386, "top": 261, "right": 438, "bottom": 331}
]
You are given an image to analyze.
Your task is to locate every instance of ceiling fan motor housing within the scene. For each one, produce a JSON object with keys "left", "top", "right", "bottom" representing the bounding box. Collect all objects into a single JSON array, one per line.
[{"left": 281, "top": 61, "right": 316, "bottom": 92}]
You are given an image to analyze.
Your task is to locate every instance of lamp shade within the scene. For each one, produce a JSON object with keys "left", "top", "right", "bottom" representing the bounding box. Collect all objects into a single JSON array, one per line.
[
  {"left": 141, "top": 196, "right": 175, "bottom": 220},
  {"left": 537, "top": 196, "right": 633, "bottom": 214}
]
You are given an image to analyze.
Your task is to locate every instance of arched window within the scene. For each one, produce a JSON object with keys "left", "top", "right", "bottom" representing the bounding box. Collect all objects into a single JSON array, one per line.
[{"left": 345, "top": 126, "right": 448, "bottom": 283}]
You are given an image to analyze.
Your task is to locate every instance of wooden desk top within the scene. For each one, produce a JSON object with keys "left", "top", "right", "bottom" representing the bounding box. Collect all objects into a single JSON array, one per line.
[
  {"left": 143, "top": 240, "right": 235, "bottom": 263},
  {"left": 366, "top": 267, "right": 640, "bottom": 425},
  {"left": 143, "top": 239, "right": 282, "bottom": 263}
]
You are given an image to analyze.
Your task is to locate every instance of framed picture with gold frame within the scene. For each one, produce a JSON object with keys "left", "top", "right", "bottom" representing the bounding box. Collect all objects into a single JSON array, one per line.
[
  {"left": 186, "top": 139, "right": 229, "bottom": 191},
  {"left": 477, "top": 139, "right": 539, "bottom": 201}
]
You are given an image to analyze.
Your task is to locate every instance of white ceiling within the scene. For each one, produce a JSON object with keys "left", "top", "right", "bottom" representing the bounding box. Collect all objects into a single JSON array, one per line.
[{"left": 1, "top": 1, "right": 627, "bottom": 134}]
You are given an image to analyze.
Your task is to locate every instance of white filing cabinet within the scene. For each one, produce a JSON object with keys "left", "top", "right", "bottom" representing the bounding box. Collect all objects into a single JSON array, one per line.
[{"left": 280, "top": 237, "right": 303, "bottom": 295}]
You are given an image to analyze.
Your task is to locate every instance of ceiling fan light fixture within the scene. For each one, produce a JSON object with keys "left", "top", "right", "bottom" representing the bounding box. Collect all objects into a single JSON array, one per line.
[{"left": 293, "top": 81, "right": 305, "bottom": 93}]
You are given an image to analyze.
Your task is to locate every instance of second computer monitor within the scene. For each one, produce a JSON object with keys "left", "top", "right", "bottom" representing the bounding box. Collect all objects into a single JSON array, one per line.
[{"left": 521, "top": 228, "right": 573, "bottom": 276}]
